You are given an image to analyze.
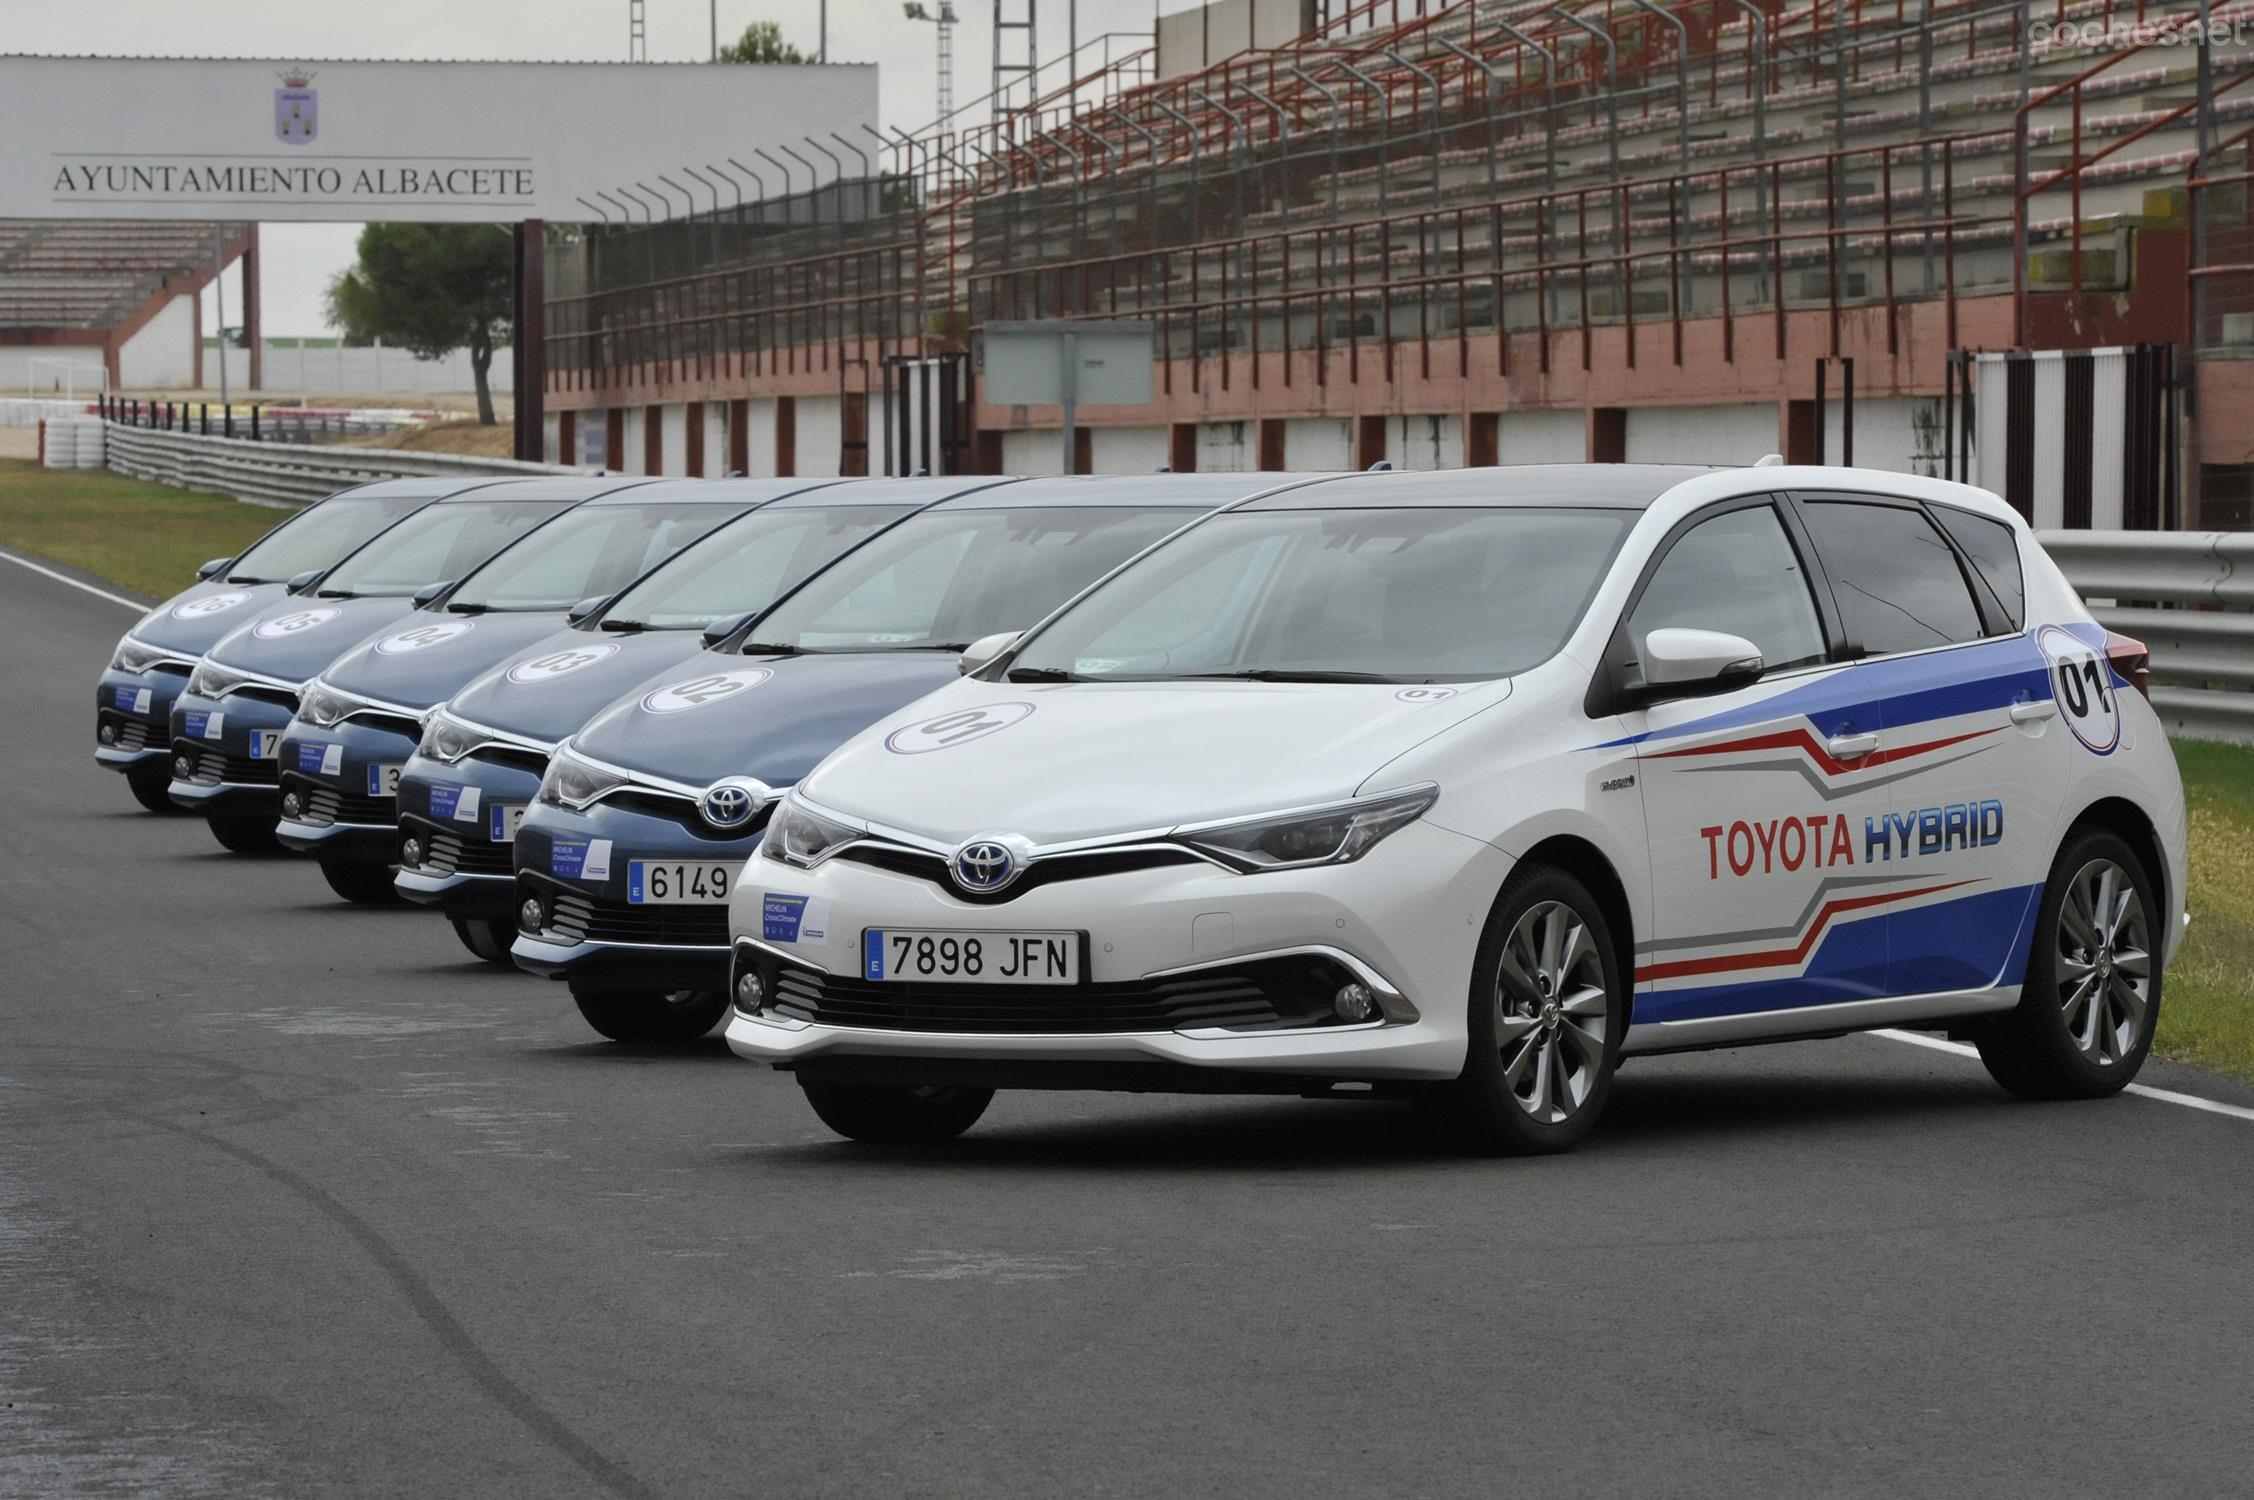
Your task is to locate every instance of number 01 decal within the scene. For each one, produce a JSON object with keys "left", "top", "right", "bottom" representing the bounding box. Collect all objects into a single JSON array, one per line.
[
  {"left": 2037, "top": 625, "right": 2121, "bottom": 755},
  {"left": 885, "top": 702, "right": 1036, "bottom": 754}
]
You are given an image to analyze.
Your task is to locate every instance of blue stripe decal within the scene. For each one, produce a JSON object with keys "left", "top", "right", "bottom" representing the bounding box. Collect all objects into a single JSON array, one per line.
[{"left": 1635, "top": 883, "right": 2043, "bottom": 1025}]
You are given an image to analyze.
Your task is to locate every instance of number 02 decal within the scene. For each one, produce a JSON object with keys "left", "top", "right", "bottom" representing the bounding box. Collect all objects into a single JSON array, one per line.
[{"left": 2037, "top": 625, "right": 2121, "bottom": 755}]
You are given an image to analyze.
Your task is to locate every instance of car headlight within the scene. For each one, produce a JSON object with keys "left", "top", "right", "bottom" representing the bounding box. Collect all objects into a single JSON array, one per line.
[
  {"left": 763, "top": 794, "right": 865, "bottom": 868},
  {"left": 1175, "top": 785, "right": 1438, "bottom": 873},
  {"left": 536, "top": 745, "right": 631, "bottom": 810},
  {"left": 187, "top": 660, "right": 250, "bottom": 699},
  {"left": 419, "top": 710, "right": 492, "bottom": 764},
  {"left": 111, "top": 636, "right": 176, "bottom": 674},
  {"left": 297, "top": 680, "right": 362, "bottom": 728}
]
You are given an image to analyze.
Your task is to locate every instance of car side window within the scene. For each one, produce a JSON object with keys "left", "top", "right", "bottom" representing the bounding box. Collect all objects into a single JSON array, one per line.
[
  {"left": 1627, "top": 504, "right": 1827, "bottom": 672},
  {"left": 1929, "top": 504, "right": 2027, "bottom": 633},
  {"left": 1798, "top": 500, "right": 1985, "bottom": 656}
]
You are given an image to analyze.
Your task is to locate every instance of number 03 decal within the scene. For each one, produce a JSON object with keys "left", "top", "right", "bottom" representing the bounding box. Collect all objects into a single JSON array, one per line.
[{"left": 2037, "top": 625, "right": 2121, "bottom": 755}]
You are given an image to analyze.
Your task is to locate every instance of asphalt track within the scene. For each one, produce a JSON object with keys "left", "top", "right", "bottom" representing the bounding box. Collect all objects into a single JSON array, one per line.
[{"left": 5, "top": 549, "right": 2253, "bottom": 1499}]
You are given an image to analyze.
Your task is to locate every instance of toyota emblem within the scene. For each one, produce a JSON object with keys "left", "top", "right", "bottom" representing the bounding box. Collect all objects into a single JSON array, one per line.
[
  {"left": 950, "top": 837, "right": 1024, "bottom": 893},
  {"left": 699, "top": 777, "right": 772, "bottom": 830}
]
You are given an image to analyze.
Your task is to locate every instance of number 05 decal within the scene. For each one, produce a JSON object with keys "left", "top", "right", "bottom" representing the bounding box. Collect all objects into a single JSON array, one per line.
[{"left": 2037, "top": 625, "right": 2121, "bottom": 755}]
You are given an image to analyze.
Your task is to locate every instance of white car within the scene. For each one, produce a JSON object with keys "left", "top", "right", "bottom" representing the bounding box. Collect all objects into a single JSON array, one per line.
[{"left": 724, "top": 464, "right": 2188, "bottom": 1153}]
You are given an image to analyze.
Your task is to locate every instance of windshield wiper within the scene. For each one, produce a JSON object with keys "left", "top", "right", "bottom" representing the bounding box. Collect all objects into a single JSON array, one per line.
[
  {"left": 1177, "top": 669, "right": 1410, "bottom": 684},
  {"left": 314, "top": 587, "right": 357, "bottom": 600},
  {"left": 738, "top": 641, "right": 804, "bottom": 657},
  {"left": 446, "top": 601, "right": 495, "bottom": 615},
  {"left": 597, "top": 617, "right": 648, "bottom": 633},
  {"left": 1006, "top": 666, "right": 1076, "bottom": 682}
]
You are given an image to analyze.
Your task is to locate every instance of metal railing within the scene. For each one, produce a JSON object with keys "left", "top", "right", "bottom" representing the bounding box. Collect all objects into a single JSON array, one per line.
[
  {"left": 2040, "top": 528, "right": 2254, "bottom": 742},
  {"left": 104, "top": 423, "right": 570, "bottom": 510}
]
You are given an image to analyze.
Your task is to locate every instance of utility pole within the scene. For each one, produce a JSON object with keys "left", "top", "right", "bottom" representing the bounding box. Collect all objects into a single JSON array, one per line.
[
  {"left": 212, "top": 225, "right": 230, "bottom": 427},
  {"left": 905, "top": 2, "right": 959, "bottom": 121},
  {"left": 629, "top": 0, "right": 647, "bottom": 61},
  {"left": 710, "top": 0, "right": 717, "bottom": 60}
]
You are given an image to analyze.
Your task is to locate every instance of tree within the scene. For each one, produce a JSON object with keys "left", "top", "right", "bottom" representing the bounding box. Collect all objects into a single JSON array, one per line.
[
  {"left": 718, "top": 20, "right": 808, "bottom": 63},
  {"left": 326, "top": 224, "right": 513, "bottom": 424}
]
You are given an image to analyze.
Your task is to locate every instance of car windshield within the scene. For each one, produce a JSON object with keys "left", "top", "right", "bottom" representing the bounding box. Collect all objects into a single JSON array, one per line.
[
  {"left": 225, "top": 491, "right": 438, "bottom": 584},
  {"left": 443, "top": 502, "right": 725, "bottom": 613},
  {"left": 316, "top": 500, "right": 578, "bottom": 600},
  {"left": 1007, "top": 506, "right": 1635, "bottom": 683},
  {"left": 598, "top": 504, "right": 917, "bottom": 630},
  {"left": 742, "top": 505, "right": 1192, "bottom": 654}
]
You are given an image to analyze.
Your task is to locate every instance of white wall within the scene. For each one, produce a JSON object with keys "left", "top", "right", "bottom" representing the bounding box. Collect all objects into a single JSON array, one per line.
[
  {"left": 1622, "top": 403, "right": 1777, "bottom": 465},
  {"left": 1825, "top": 396, "right": 1946, "bottom": 477},
  {"left": 620, "top": 407, "right": 649, "bottom": 475},
  {"left": 743, "top": 398, "right": 779, "bottom": 477},
  {"left": 1390, "top": 414, "right": 1458, "bottom": 471},
  {"left": 1191, "top": 423, "right": 1250, "bottom": 472},
  {"left": 1284, "top": 418, "right": 1352, "bottom": 470},
  {"left": 704, "top": 404, "right": 729, "bottom": 475},
  {"left": 117, "top": 296, "right": 196, "bottom": 389},
  {"left": 659, "top": 404, "right": 687, "bottom": 476},
  {"left": 543, "top": 412, "right": 561, "bottom": 464},
  {"left": 1093, "top": 426, "right": 1170, "bottom": 473},
  {"left": 210, "top": 340, "right": 517, "bottom": 396},
  {"left": 794, "top": 396, "right": 842, "bottom": 479},
  {"left": 1494, "top": 409, "right": 1584, "bottom": 464},
  {"left": 1, "top": 346, "right": 105, "bottom": 396},
  {"left": 1001, "top": 428, "right": 1062, "bottom": 476}
]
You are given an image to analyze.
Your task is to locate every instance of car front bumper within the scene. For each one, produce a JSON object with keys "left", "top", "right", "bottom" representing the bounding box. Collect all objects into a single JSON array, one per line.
[
  {"left": 394, "top": 749, "right": 548, "bottom": 916},
  {"left": 95, "top": 665, "right": 191, "bottom": 773},
  {"left": 166, "top": 688, "right": 289, "bottom": 816},
  {"left": 509, "top": 797, "right": 760, "bottom": 993},
  {"left": 275, "top": 717, "right": 422, "bottom": 862},
  {"left": 722, "top": 817, "right": 1509, "bottom": 1087}
]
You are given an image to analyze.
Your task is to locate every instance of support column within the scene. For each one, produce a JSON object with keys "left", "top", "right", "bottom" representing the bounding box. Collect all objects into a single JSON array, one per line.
[
  {"left": 513, "top": 220, "right": 546, "bottom": 464},
  {"left": 242, "top": 224, "right": 263, "bottom": 391}
]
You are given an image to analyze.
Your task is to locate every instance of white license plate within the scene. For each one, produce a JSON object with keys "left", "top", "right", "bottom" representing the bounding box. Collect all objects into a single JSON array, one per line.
[
  {"left": 863, "top": 929, "right": 1082, "bottom": 985},
  {"left": 628, "top": 860, "right": 734, "bottom": 904},
  {"left": 488, "top": 803, "right": 525, "bottom": 844},
  {"left": 248, "top": 729, "right": 283, "bottom": 760},
  {"left": 366, "top": 763, "right": 403, "bottom": 797}
]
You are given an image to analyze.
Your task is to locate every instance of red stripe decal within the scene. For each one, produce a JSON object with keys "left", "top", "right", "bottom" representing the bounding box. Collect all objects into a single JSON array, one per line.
[
  {"left": 1635, "top": 880, "right": 1976, "bottom": 983},
  {"left": 1644, "top": 726, "right": 1999, "bottom": 778}
]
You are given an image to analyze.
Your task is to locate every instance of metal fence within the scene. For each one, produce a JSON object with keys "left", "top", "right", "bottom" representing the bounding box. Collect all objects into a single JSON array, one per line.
[
  {"left": 2039, "top": 529, "right": 2254, "bottom": 744},
  {"left": 104, "top": 423, "right": 571, "bottom": 509}
]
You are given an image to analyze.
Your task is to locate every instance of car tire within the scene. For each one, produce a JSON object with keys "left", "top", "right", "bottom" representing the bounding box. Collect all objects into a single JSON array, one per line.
[
  {"left": 798, "top": 1080, "right": 995, "bottom": 1145},
  {"left": 1975, "top": 827, "right": 2161, "bottom": 1100},
  {"left": 319, "top": 859, "right": 404, "bottom": 905},
  {"left": 207, "top": 814, "right": 282, "bottom": 854},
  {"left": 128, "top": 767, "right": 184, "bottom": 814},
  {"left": 571, "top": 987, "right": 729, "bottom": 1044},
  {"left": 1435, "top": 864, "right": 1627, "bottom": 1155},
  {"left": 450, "top": 917, "right": 514, "bottom": 965}
]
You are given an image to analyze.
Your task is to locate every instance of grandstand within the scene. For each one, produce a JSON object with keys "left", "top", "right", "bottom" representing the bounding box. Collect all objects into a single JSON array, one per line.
[
  {"left": 541, "top": 0, "right": 2254, "bottom": 526},
  {"left": 0, "top": 220, "right": 257, "bottom": 394}
]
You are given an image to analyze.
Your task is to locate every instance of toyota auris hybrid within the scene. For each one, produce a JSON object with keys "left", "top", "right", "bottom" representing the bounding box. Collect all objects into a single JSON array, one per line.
[
  {"left": 515, "top": 473, "right": 1321, "bottom": 1046},
  {"left": 165, "top": 476, "right": 647, "bottom": 856},
  {"left": 727, "top": 466, "right": 2186, "bottom": 1153},
  {"left": 97, "top": 476, "right": 488, "bottom": 812},
  {"left": 397, "top": 475, "right": 1010, "bottom": 962}
]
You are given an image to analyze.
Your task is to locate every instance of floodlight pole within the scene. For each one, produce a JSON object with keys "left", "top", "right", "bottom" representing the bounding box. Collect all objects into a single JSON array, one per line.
[
  {"left": 1060, "top": 328, "right": 1079, "bottom": 476},
  {"left": 212, "top": 224, "right": 230, "bottom": 430}
]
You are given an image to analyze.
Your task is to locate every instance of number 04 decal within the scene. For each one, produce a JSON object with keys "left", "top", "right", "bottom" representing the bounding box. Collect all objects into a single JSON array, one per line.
[{"left": 2037, "top": 625, "right": 2121, "bottom": 755}]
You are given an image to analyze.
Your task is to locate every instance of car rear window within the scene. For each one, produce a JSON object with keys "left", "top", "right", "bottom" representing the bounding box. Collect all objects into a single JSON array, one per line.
[
  {"left": 1797, "top": 499, "right": 1986, "bottom": 656},
  {"left": 1929, "top": 504, "right": 2027, "bottom": 633}
]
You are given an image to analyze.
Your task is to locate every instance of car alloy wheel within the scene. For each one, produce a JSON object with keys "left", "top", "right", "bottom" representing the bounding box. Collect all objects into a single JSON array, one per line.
[
  {"left": 1496, "top": 898, "right": 1611, "bottom": 1124},
  {"left": 2055, "top": 856, "right": 2151, "bottom": 1068}
]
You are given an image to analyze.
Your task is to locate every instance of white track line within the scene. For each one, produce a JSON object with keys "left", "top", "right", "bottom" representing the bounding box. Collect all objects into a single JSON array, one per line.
[
  {"left": 1878, "top": 1029, "right": 2254, "bottom": 1124},
  {"left": 0, "top": 547, "right": 145, "bottom": 611}
]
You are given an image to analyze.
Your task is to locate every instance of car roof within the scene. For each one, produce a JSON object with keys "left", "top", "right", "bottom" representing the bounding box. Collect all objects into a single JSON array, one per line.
[
  {"left": 435, "top": 474, "right": 657, "bottom": 504},
  {"left": 1235, "top": 465, "right": 1721, "bottom": 511},
  {"left": 573, "top": 476, "right": 842, "bottom": 507},
  {"left": 761, "top": 475, "right": 1025, "bottom": 509},
  {"left": 930, "top": 472, "right": 1339, "bottom": 510},
  {"left": 330, "top": 475, "right": 517, "bottom": 501}
]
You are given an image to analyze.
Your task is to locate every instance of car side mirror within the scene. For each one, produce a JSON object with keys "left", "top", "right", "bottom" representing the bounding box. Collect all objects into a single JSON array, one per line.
[
  {"left": 197, "top": 556, "right": 234, "bottom": 581},
  {"left": 284, "top": 568, "right": 324, "bottom": 595},
  {"left": 411, "top": 580, "right": 455, "bottom": 609},
  {"left": 960, "top": 630, "right": 1023, "bottom": 676},
  {"left": 1640, "top": 627, "right": 1766, "bottom": 694},
  {"left": 566, "top": 594, "right": 610, "bottom": 627},
  {"left": 700, "top": 610, "right": 757, "bottom": 650}
]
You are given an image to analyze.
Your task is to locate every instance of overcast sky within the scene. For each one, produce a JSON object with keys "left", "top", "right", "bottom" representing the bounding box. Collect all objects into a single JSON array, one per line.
[{"left": 7, "top": 0, "right": 1168, "bottom": 335}]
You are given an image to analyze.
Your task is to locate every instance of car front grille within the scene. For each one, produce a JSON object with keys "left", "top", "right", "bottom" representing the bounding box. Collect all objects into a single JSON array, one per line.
[
  {"left": 761, "top": 953, "right": 1356, "bottom": 1034},
  {"left": 351, "top": 709, "right": 425, "bottom": 741},
  {"left": 101, "top": 714, "right": 151, "bottom": 751},
  {"left": 289, "top": 773, "right": 392, "bottom": 827},
  {"left": 834, "top": 843, "right": 1205, "bottom": 904},
  {"left": 525, "top": 876, "right": 731, "bottom": 947},
  {"left": 175, "top": 741, "right": 278, "bottom": 786},
  {"left": 407, "top": 821, "right": 513, "bottom": 877}
]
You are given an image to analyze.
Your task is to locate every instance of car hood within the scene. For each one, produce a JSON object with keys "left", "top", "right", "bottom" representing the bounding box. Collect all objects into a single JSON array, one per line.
[
  {"left": 442, "top": 628, "right": 710, "bottom": 746},
  {"left": 204, "top": 595, "right": 421, "bottom": 685},
  {"left": 801, "top": 676, "right": 1514, "bottom": 846},
  {"left": 567, "top": 649, "right": 964, "bottom": 789},
  {"left": 318, "top": 610, "right": 579, "bottom": 712},
  {"left": 127, "top": 579, "right": 293, "bottom": 656}
]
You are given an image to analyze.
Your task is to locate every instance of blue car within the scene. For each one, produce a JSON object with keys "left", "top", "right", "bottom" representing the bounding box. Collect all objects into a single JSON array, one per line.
[
  {"left": 512, "top": 473, "right": 1310, "bottom": 1044},
  {"left": 274, "top": 478, "right": 778, "bottom": 904},
  {"left": 397, "top": 475, "right": 1010, "bottom": 962},
  {"left": 96, "top": 476, "right": 485, "bottom": 812},
  {"left": 167, "top": 476, "right": 645, "bottom": 856}
]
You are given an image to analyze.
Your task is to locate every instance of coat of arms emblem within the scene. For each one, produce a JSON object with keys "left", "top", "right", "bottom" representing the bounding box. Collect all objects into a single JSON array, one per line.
[{"left": 275, "top": 69, "right": 318, "bottom": 145}]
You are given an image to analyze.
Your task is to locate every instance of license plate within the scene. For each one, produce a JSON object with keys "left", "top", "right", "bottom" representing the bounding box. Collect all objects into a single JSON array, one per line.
[
  {"left": 248, "top": 729, "right": 283, "bottom": 760},
  {"left": 863, "top": 929, "right": 1082, "bottom": 985},
  {"left": 628, "top": 860, "right": 734, "bottom": 904},
  {"left": 366, "top": 763, "right": 403, "bottom": 797},
  {"left": 488, "top": 803, "right": 525, "bottom": 844}
]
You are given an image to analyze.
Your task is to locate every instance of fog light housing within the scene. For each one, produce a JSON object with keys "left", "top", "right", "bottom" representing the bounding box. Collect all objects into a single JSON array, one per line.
[
  {"left": 734, "top": 968, "right": 765, "bottom": 1015},
  {"left": 1333, "top": 982, "right": 1376, "bottom": 1023},
  {"left": 281, "top": 789, "right": 303, "bottom": 819},
  {"left": 400, "top": 835, "right": 423, "bottom": 869},
  {"left": 173, "top": 753, "right": 191, "bottom": 778},
  {"left": 98, "top": 722, "right": 117, "bottom": 746},
  {"left": 518, "top": 896, "right": 545, "bottom": 935}
]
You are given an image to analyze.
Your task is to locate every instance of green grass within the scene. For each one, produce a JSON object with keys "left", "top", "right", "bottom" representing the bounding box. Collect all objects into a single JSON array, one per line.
[
  {"left": 0, "top": 457, "right": 285, "bottom": 600},
  {"left": 2159, "top": 739, "right": 2254, "bottom": 1083}
]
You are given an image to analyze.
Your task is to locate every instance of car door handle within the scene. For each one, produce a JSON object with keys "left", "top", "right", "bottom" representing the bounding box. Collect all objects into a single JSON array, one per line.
[
  {"left": 2010, "top": 700, "right": 2059, "bottom": 725},
  {"left": 1826, "top": 731, "right": 1880, "bottom": 761}
]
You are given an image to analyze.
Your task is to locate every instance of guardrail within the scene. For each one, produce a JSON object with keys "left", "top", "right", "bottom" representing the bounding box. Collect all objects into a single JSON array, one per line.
[
  {"left": 2038, "top": 530, "right": 2254, "bottom": 745},
  {"left": 103, "top": 422, "right": 575, "bottom": 509}
]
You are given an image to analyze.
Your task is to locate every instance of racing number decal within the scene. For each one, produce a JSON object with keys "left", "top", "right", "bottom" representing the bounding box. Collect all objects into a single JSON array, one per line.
[
  {"left": 507, "top": 643, "right": 621, "bottom": 684},
  {"left": 252, "top": 607, "right": 342, "bottom": 639},
  {"left": 639, "top": 668, "right": 774, "bottom": 714},
  {"left": 2037, "top": 625, "right": 2121, "bottom": 754},
  {"left": 884, "top": 702, "right": 1036, "bottom": 754},
  {"left": 375, "top": 620, "right": 476, "bottom": 654},
  {"left": 173, "top": 591, "right": 250, "bottom": 620}
]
